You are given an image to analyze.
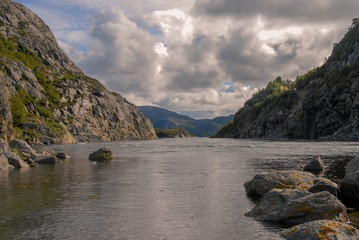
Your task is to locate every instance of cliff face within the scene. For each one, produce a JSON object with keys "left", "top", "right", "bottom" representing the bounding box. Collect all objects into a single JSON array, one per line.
[
  {"left": 216, "top": 20, "right": 359, "bottom": 140},
  {"left": 0, "top": 0, "right": 157, "bottom": 143}
]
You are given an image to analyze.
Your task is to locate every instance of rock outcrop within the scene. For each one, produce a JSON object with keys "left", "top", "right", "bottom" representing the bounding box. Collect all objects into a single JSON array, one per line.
[
  {"left": 216, "top": 20, "right": 359, "bottom": 141},
  {"left": 0, "top": 0, "right": 157, "bottom": 144},
  {"left": 246, "top": 189, "right": 349, "bottom": 226},
  {"left": 280, "top": 220, "right": 359, "bottom": 240},
  {"left": 155, "top": 128, "right": 193, "bottom": 138},
  {"left": 303, "top": 155, "right": 325, "bottom": 172},
  {"left": 244, "top": 170, "right": 317, "bottom": 196}
]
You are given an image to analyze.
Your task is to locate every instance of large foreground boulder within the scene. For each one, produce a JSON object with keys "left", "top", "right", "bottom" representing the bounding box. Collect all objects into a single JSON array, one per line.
[
  {"left": 280, "top": 220, "right": 359, "bottom": 240},
  {"left": 303, "top": 155, "right": 324, "bottom": 172},
  {"left": 339, "top": 171, "right": 359, "bottom": 209},
  {"left": 89, "top": 148, "right": 113, "bottom": 161},
  {"left": 246, "top": 189, "right": 349, "bottom": 226},
  {"left": 345, "top": 156, "right": 359, "bottom": 176},
  {"left": 244, "top": 171, "right": 317, "bottom": 196}
]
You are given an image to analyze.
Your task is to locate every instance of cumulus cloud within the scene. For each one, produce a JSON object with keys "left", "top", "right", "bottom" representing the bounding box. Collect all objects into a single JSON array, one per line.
[{"left": 17, "top": 0, "right": 359, "bottom": 118}]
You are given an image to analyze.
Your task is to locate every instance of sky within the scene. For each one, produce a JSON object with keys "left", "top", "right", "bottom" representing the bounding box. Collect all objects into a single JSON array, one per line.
[{"left": 16, "top": 0, "right": 359, "bottom": 119}]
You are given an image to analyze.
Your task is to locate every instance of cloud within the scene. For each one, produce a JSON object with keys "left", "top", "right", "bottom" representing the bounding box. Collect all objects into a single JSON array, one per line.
[{"left": 16, "top": 0, "right": 359, "bottom": 118}]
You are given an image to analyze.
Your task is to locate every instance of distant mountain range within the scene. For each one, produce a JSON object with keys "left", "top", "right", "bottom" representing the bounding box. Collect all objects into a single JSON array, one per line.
[{"left": 139, "top": 106, "right": 234, "bottom": 137}]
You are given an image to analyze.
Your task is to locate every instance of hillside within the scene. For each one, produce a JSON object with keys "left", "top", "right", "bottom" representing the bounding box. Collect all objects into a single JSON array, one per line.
[
  {"left": 139, "top": 106, "right": 234, "bottom": 137},
  {"left": 216, "top": 19, "right": 359, "bottom": 141},
  {"left": 0, "top": 0, "right": 157, "bottom": 144}
]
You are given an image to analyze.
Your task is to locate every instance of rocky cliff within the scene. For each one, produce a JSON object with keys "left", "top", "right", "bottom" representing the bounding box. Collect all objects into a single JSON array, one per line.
[
  {"left": 216, "top": 20, "right": 359, "bottom": 140},
  {"left": 0, "top": 0, "right": 157, "bottom": 143}
]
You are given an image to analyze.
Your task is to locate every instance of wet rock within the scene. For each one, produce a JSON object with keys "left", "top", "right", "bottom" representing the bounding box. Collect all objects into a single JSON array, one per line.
[
  {"left": 345, "top": 156, "right": 359, "bottom": 176},
  {"left": 0, "top": 154, "right": 13, "bottom": 170},
  {"left": 303, "top": 155, "right": 324, "bottom": 172},
  {"left": 9, "top": 139, "right": 36, "bottom": 157},
  {"left": 308, "top": 178, "right": 339, "bottom": 197},
  {"left": 56, "top": 152, "right": 70, "bottom": 160},
  {"left": 5, "top": 152, "right": 30, "bottom": 168},
  {"left": 89, "top": 148, "right": 113, "bottom": 161},
  {"left": 244, "top": 170, "right": 317, "bottom": 196},
  {"left": 24, "top": 158, "right": 37, "bottom": 167},
  {"left": 280, "top": 220, "right": 359, "bottom": 240},
  {"left": 339, "top": 171, "right": 359, "bottom": 209},
  {"left": 246, "top": 189, "right": 349, "bottom": 226},
  {"left": 34, "top": 155, "right": 61, "bottom": 164}
]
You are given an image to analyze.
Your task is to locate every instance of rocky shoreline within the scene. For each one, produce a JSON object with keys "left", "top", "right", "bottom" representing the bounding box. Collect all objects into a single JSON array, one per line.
[{"left": 245, "top": 156, "right": 359, "bottom": 239}]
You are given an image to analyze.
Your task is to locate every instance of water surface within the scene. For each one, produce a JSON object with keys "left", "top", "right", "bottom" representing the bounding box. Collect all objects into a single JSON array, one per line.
[{"left": 1, "top": 138, "right": 358, "bottom": 240}]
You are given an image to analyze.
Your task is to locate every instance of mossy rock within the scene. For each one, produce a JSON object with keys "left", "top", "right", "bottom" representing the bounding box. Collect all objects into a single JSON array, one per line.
[{"left": 88, "top": 148, "right": 113, "bottom": 161}]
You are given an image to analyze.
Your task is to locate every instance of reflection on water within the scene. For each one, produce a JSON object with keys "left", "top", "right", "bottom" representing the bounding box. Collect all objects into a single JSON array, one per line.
[{"left": 0, "top": 139, "right": 358, "bottom": 240}]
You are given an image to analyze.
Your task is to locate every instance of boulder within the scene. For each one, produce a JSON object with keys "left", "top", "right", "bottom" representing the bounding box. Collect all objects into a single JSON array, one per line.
[
  {"left": 24, "top": 158, "right": 38, "bottom": 167},
  {"left": 0, "top": 142, "right": 9, "bottom": 155},
  {"left": 345, "top": 156, "right": 359, "bottom": 176},
  {"left": 303, "top": 155, "right": 324, "bottom": 172},
  {"left": 339, "top": 171, "right": 359, "bottom": 209},
  {"left": 246, "top": 189, "right": 349, "bottom": 226},
  {"left": 0, "top": 154, "right": 13, "bottom": 170},
  {"left": 280, "top": 220, "right": 359, "bottom": 240},
  {"left": 5, "top": 152, "right": 30, "bottom": 168},
  {"left": 56, "top": 152, "right": 70, "bottom": 160},
  {"left": 9, "top": 139, "right": 36, "bottom": 157},
  {"left": 34, "top": 155, "right": 61, "bottom": 164},
  {"left": 244, "top": 170, "right": 317, "bottom": 196},
  {"left": 89, "top": 148, "right": 113, "bottom": 161},
  {"left": 308, "top": 178, "right": 339, "bottom": 197}
]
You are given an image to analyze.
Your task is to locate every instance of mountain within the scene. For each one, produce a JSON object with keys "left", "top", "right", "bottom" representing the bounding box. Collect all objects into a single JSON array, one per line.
[
  {"left": 216, "top": 19, "right": 359, "bottom": 141},
  {"left": 0, "top": 0, "right": 157, "bottom": 144},
  {"left": 139, "top": 106, "right": 234, "bottom": 137}
]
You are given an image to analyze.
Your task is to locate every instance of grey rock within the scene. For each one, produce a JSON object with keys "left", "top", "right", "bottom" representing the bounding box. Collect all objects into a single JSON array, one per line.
[
  {"left": 303, "top": 155, "right": 324, "bottom": 172},
  {"left": 246, "top": 189, "right": 349, "bottom": 225},
  {"left": 345, "top": 156, "right": 359, "bottom": 176},
  {"left": 89, "top": 148, "right": 113, "bottom": 161},
  {"left": 24, "top": 158, "right": 37, "bottom": 167},
  {"left": 0, "top": 142, "right": 10, "bottom": 155},
  {"left": 34, "top": 155, "right": 61, "bottom": 164},
  {"left": 308, "top": 178, "right": 339, "bottom": 197},
  {"left": 9, "top": 139, "right": 36, "bottom": 157},
  {"left": 6, "top": 152, "right": 30, "bottom": 168},
  {"left": 0, "top": 154, "right": 12, "bottom": 170},
  {"left": 56, "top": 152, "right": 70, "bottom": 160},
  {"left": 280, "top": 220, "right": 359, "bottom": 240},
  {"left": 339, "top": 171, "right": 359, "bottom": 208},
  {"left": 244, "top": 170, "right": 317, "bottom": 196}
]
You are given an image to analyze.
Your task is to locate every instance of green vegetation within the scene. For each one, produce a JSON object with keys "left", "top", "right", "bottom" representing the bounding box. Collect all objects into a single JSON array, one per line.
[
  {"left": 295, "top": 67, "right": 325, "bottom": 90},
  {"left": 155, "top": 128, "right": 194, "bottom": 138}
]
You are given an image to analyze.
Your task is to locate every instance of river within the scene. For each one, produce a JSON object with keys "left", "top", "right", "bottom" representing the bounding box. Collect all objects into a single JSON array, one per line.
[{"left": 1, "top": 138, "right": 358, "bottom": 240}]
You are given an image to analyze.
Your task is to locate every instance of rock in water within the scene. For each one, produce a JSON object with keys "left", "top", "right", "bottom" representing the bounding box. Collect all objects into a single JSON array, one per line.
[
  {"left": 5, "top": 152, "right": 30, "bottom": 168},
  {"left": 339, "top": 171, "right": 359, "bottom": 209},
  {"left": 9, "top": 139, "right": 36, "bottom": 157},
  {"left": 246, "top": 189, "right": 349, "bottom": 225},
  {"left": 34, "top": 155, "right": 61, "bottom": 164},
  {"left": 280, "top": 220, "right": 359, "bottom": 240},
  {"left": 244, "top": 170, "right": 317, "bottom": 196},
  {"left": 56, "top": 152, "right": 70, "bottom": 160},
  {"left": 0, "top": 0, "right": 157, "bottom": 144},
  {"left": 89, "top": 148, "right": 113, "bottom": 161},
  {"left": 0, "top": 154, "right": 12, "bottom": 170},
  {"left": 345, "top": 156, "right": 359, "bottom": 176},
  {"left": 303, "top": 155, "right": 324, "bottom": 172}
]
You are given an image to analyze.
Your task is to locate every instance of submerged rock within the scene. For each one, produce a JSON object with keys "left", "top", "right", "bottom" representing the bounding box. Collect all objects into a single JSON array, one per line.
[
  {"left": 246, "top": 189, "right": 349, "bottom": 226},
  {"left": 339, "top": 171, "right": 359, "bottom": 209},
  {"left": 89, "top": 148, "right": 113, "bottom": 161},
  {"left": 303, "top": 155, "right": 324, "bottom": 172},
  {"left": 345, "top": 156, "right": 359, "bottom": 176},
  {"left": 244, "top": 170, "right": 317, "bottom": 196},
  {"left": 34, "top": 155, "right": 61, "bottom": 164},
  {"left": 280, "top": 220, "right": 359, "bottom": 240}
]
